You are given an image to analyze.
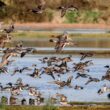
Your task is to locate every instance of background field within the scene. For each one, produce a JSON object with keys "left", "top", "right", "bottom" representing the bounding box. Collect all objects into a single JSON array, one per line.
[{"left": 0, "top": 0, "right": 110, "bottom": 24}]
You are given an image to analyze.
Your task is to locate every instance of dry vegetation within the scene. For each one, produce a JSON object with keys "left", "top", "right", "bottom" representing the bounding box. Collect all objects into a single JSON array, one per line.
[{"left": 0, "top": 0, "right": 110, "bottom": 23}]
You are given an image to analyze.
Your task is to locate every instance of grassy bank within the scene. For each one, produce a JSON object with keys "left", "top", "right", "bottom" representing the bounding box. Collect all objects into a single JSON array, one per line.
[
  {"left": 0, "top": 105, "right": 110, "bottom": 110},
  {"left": 69, "top": 101, "right": 110, "bottom": 106},
  {"left": 1, "top": 102, "right": 110, "bottom": 110}
]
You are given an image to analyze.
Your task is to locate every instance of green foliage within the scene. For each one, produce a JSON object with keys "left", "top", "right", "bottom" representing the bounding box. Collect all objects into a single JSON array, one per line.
[
  {"left": 65, "top": 10, "right": 101, "bottom": 23},
  {"left": 1, "top": 96, "right": 8, "bottom": 105},
  {"left": 0, "top": 104, "right": 6, "bottom": 110},
  {"left": 65, "top": 11, "right": 79, "bottom": 23},
  {"left": 82, "top": 10, "right": 101, "bottom": 23}
]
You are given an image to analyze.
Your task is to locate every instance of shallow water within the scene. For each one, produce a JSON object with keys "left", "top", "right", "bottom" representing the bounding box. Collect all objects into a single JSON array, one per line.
[
  {"left": 0, "top": 54, "right": 110, "bottom": 102},
  {"left": 15, "top": 28, "right": 108, "bottom": 34},
  {"left": 11, "top": 38, "right": 110, "bottom": 48}
]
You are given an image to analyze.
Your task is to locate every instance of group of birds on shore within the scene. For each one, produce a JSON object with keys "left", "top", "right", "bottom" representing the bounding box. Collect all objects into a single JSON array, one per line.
[
  {"left": 0, "top": 23, "right": 110, "bottom": 105},
  {"left": 0, "top": 0, "right": 78, "bottom": 18}
]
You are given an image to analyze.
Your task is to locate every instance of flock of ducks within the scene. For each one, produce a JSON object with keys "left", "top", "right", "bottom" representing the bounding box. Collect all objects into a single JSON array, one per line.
[
  {"left": 0, "top": 0, "right": 110, "bottom": 106},
  {"left": 27, "top": 0, "right": 78, "bottom": 17},
  {"left": 0, "top": 0, "right": 78, "bottom": 18},
  {"left": 0, "top": 23, "right": 110, "bottom": 105}
]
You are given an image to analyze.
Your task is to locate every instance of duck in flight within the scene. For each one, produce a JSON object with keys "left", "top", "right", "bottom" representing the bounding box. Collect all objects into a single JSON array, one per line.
[
  {"left": 49, "top": 76, "right": 73, "bottom": 89},
  {"left": 3, "top": 23, "right": 14, "bottom": 34},
  {"left": 40, "top": 67, "right": 55, "bottom": 80},
  {"left": 12, "top": 67, "right": 32, "bottom": 76},
  {"left": 98, "top": 84, "right": 110, "bottom": 95},
  {"left": 75, "top": 73, "right": 90, "bottom": 79},
  {"left": 85, "top": 77, "right": 100, "bottom": 85},
  {"left": 0, "top": 34, "right": 12, "bottom": 48},
  {"left": 101, "top": 65, "right": 110, "bottom": 81},
  {"left": 49, "top": 32, "right": 76, "bottom": 52},
  {"left": 73, "top": 60, "right": 93, "bottom": 73},
  {"left": 29, "top": 68, "right": 41, "bottom": 78},
  {"left": 57, "top": 5, "right": 78, "bottom": 17},
  {"left": 80, "top": 52, "right": 93, "bottom": 61},
  {"left": 0, "top": 51, "right": 17, "bottom": 68},
  {"left": 74, "top": 85, "right": 84, "bottom": 90},
  {"left": 28, "top": 0, "right": 46, "bottom": 14}
]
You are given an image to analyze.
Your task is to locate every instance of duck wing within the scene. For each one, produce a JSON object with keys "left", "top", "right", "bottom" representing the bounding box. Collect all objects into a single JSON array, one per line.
[
  {"left": 66, "top": 76, "right": 73, "bottom": 84},
  {"left": 61, "top": 9, "right": 66, "bottom": 17},
  {"left": 85, "top": 79, "right": 92, "bottom": 85}
]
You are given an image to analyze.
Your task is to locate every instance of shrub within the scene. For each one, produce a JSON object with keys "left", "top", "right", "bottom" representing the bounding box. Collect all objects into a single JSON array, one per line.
[
  {"left": 65, "top": 11, "right": 79, "bottom": 23},
  {"left": 82, "top": 10, "right": 101, "bottom": 23}
]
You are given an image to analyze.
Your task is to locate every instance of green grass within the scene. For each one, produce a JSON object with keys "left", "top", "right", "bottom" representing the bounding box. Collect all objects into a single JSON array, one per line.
[
  {"left": 0, "top": 105, "right": 110, "bottom": 110},
  {"left": 69, "top": 101, "right": 110, "bottom": 106},
  {"left": 1, "top": 101, "right": 110, "bottom": 110},
  {"left": 0, "top": 104, "right": 6, "bottom": 110}
]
